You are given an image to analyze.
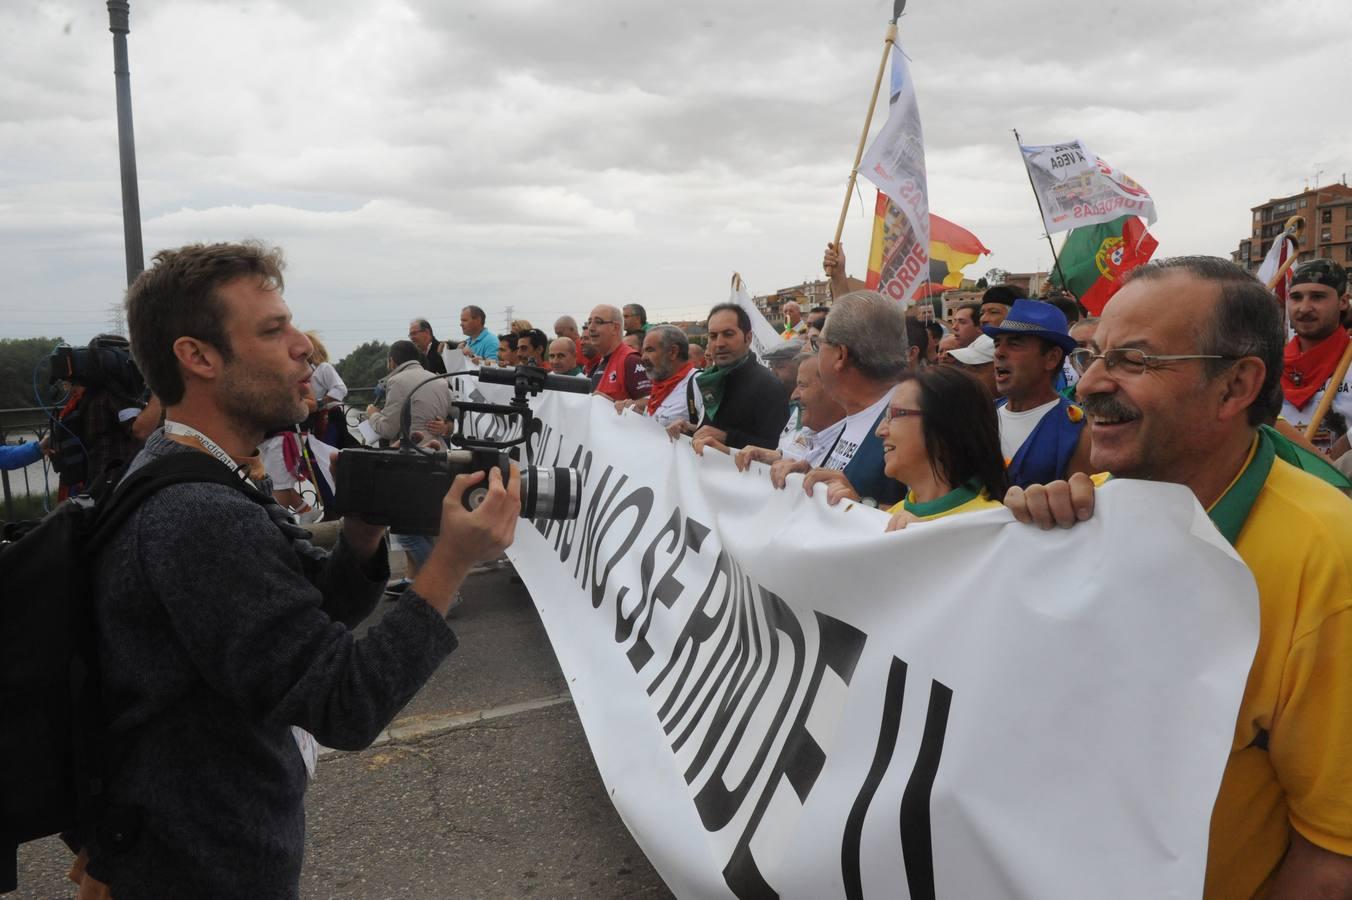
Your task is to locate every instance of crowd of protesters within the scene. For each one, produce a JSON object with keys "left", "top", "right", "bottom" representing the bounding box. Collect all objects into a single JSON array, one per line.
[
  {"left": 27, "top": 234, "right": 1352, "bottom": 900},
  {"left": 382, "top": 248, "right": 1350, "bottom": 898}
]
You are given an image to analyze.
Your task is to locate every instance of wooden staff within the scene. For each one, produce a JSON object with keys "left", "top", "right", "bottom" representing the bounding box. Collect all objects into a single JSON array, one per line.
[
  {"left": 1303, "top": 340, "right": 1352, "bottom": 441},
  {"left": 832, "top": 22, "right": 899, "bottom": 247}
]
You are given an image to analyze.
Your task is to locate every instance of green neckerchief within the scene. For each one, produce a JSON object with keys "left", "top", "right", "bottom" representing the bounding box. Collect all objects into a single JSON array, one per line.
[
  {"left": 1261, "top": 424, "right": 1352, "bottom": 490},
  {"left": 696, "top": 352, "right": 755, "bottom": 421},
  {"left": 1207, "top": 430, "right": 1276, "bottom": 547},
  {"left": 565, "top": 366, "right": 584, "bottom": 376},
  {"left": 903, "top": 477, "right": 982, "bottom": 519}
]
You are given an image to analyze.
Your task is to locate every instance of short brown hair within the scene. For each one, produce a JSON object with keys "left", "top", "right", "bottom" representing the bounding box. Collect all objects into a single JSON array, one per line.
[{"left": 126, "top": 241, "right": 285, "bottom": 405}]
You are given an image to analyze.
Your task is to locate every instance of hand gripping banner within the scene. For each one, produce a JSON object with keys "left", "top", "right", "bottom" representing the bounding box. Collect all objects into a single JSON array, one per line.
[{"left": 507, "top": 392, "right": 1259, "bottom": 899}]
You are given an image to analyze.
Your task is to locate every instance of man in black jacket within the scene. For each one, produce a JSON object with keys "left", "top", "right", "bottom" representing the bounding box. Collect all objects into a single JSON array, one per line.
[
  {"left": 689, "top": 303, "right": 790, "bottom": 451},
  {"left": 74, "top": 241, "right": 521, "bottom": 899}
]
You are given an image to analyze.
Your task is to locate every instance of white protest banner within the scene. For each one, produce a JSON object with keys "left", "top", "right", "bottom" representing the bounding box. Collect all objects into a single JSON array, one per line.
[
  {"left": 1018, "top": 139, "right": 1157, "bottom": 234},
  {"left": 730, "top": 274, "right": 786, "bottom": 361},
  {"left": 441, "top": 345, "right": 470, "bottom": 376},
  {"left": 858, "top": 42, "right": 929, "bottom": 305},
  {"left": 507, "top": 392, "right": 1259, "bottom": 899}
]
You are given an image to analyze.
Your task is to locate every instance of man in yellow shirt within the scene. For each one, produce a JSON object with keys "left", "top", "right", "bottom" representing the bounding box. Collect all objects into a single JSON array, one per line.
[{"left": 1006, "top": 256, "right": 1352, "bottom": 898}]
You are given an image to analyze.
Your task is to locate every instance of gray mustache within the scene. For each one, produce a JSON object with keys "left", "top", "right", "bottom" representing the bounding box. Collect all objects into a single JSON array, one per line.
[{"left": 1079, "top": 392, "right": 1140, "bottom": 421}]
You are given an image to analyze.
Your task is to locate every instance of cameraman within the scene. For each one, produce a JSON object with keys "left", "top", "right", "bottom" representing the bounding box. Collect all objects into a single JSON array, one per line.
[
  {"left": 49, "top": 334, "right": 156, "bottom": 497},
  {"left": 73, "top": 242, "right": 521, "bottom": 899}
]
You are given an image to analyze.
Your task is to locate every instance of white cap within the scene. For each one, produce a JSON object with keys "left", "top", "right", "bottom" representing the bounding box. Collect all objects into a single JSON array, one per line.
[{"left": 947, "top": 334, "right": 995, "bottom": 365}]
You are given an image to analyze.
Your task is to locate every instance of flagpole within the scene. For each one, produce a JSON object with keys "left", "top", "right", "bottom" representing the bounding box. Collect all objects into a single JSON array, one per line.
[
  {"left": 1012, "top": 128, "right": 1071, "bottom": 298},
  {"left": 832, "top": 21, "right": 899, "bottom": 248}
]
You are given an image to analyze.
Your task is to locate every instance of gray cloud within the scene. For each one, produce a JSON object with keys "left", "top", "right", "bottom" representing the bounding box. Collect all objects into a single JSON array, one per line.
[{"left": 0, "top": 0, "right": 1347, "bottom": 362}]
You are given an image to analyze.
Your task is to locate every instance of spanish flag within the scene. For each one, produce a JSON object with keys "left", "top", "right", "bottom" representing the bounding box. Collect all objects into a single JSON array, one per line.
[{"left": 867, "top": 192, "right": 990, "bottom": 298}]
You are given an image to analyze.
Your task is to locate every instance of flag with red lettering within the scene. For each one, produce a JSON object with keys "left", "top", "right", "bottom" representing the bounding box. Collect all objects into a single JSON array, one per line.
[
  {"left": 858, "top": 42, "right": 929, "bottom": 305},
  {"left": 1018, "top": 139, "right": 1157, "bottom": 234},
  {"left": 867, "top": 196, "right": 990, "bottom": 300}
]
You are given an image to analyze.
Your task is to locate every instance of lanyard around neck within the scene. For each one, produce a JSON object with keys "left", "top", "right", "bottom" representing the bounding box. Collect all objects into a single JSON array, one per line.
[{"left": 162, "top": 420, "right": 257, "bottom": 489}]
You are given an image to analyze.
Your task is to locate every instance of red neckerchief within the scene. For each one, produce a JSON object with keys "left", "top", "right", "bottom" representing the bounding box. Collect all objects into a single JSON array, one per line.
[
  {"left": 645, "top": 363, "right": 694, "bottom": 415},
  {"left": 1283, "top": 328, "right": 1350, "bottom": 410}
]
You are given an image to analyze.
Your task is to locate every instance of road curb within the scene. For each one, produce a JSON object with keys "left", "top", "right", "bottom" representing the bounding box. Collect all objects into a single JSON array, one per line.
[{"left": 318, "top": 693, "right": 573, "bottom": 759}]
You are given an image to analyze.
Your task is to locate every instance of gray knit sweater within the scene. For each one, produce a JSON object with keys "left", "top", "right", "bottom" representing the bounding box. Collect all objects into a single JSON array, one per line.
[{"left": 85, "top": 431, "right": 457, "bottom": 898}]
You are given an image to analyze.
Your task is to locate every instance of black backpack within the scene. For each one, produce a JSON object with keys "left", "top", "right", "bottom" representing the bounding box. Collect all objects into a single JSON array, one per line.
[{"left": 0, "top": 452, "right": 272, "bottom": 893}]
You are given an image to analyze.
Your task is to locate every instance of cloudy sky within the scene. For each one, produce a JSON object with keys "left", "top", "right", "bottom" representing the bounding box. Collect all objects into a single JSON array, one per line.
[{"left": 1, "top": 0, "right": 1348, "bottom": 361}]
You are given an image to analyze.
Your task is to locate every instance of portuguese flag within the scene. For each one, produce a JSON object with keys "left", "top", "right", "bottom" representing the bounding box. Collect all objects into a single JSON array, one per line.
[{"left": 1053, "top": 215, "right": 1158, "bottom": 315}]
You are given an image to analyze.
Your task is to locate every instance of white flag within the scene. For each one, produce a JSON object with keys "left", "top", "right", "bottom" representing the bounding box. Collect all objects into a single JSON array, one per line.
[
  {"left": 1255, "top": 234, "right": 1296, "bottom": 302},
  {"left": 858, "top": 42, "right": 929, "bottom": 305},
  {"left": 1019, "top": 139, "right": 1157, "bottom": 234},
  {"left": 730, "top": 274, "right": 786, "bottom": 362}
]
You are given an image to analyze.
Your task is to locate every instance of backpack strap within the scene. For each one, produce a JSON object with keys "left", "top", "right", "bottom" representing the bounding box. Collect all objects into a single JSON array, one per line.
[
  {"left": 71, "top": 452, "right": 281, "bottom": 857},
  {"left": 86, "top": 452, "right": 271, "bottom": 551}
]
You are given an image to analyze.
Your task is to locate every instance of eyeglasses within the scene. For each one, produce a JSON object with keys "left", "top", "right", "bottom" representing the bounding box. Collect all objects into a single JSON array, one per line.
[
  {"left": 1068, "top": 347, "right": 1236, "bottom": 376},
  {"left": 882, "top": 406, "right": 923, "bottom": 423},
  {"left": 586, "top": 318, "right": 619, "bottom": 328}
]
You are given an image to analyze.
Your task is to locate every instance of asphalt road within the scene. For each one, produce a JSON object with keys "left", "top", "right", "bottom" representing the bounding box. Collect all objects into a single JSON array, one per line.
[{"left": 13, "top": 561, "right": 673, "bottom": 900}]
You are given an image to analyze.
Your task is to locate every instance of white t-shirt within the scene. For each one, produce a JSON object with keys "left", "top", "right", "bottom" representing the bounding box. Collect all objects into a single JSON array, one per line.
[
  {"left": 821, "top": 391, "right": 891, "bottom": 471},
  {"left": 1280, "top": 368, "right": 1352, "bottom": 446},
  {"left": 998, "top": 398, "right": 1061, "bottom": 461}
]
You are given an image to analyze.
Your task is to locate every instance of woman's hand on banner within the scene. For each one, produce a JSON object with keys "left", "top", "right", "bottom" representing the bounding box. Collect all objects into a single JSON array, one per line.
[{"left": 886, "top": 509, "right": 922, "bottom": 532}]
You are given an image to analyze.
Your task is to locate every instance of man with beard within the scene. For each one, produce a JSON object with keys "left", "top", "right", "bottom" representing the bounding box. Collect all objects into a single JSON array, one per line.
[
  {"left": 74, "top": 242, "right": 521, "bottom": 899},
  {"left": 687, "top": 303, "right": 790, "bottom": 451},
  {"left": 1278, "top": 260, "right": 1351, "bottom": 455},
  {"left": 986, "top": 299, "right": 1092, "bottom": 488},
  {"left": 624, "top": 324, "right": 701, "bottom": 428},
  {"left": 1008, "top": 257, "right": 1352, "bottom": 899}
]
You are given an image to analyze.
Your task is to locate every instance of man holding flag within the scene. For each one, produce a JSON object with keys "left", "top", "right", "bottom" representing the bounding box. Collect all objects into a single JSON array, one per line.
[{"left": 1279, "top": 260, "right": 1352, "bottom": 454}]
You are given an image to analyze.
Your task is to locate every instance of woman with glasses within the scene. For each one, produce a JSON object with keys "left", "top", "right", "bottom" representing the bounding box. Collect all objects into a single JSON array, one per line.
[{"left": 877, "top": 366, "right": 1009, "bottom": 531}]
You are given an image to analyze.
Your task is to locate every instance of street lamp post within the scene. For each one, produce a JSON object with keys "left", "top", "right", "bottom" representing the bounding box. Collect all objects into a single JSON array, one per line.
[{"left": 107, "top": 0, "right": 144, "bottom": 324}]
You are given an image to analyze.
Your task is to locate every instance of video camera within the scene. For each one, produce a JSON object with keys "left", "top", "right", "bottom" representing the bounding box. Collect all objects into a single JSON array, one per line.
[
  {"left": 331, "top": 365, "right": 591, "bottom": 534},
  {"left": 48, "top": 335, "right": 144, "bottom": 399}
]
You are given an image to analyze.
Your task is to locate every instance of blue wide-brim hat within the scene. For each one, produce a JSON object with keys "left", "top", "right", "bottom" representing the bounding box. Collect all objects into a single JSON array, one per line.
[{"left": 982, "top": 298, "right": 1077, "bottom": 354}]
